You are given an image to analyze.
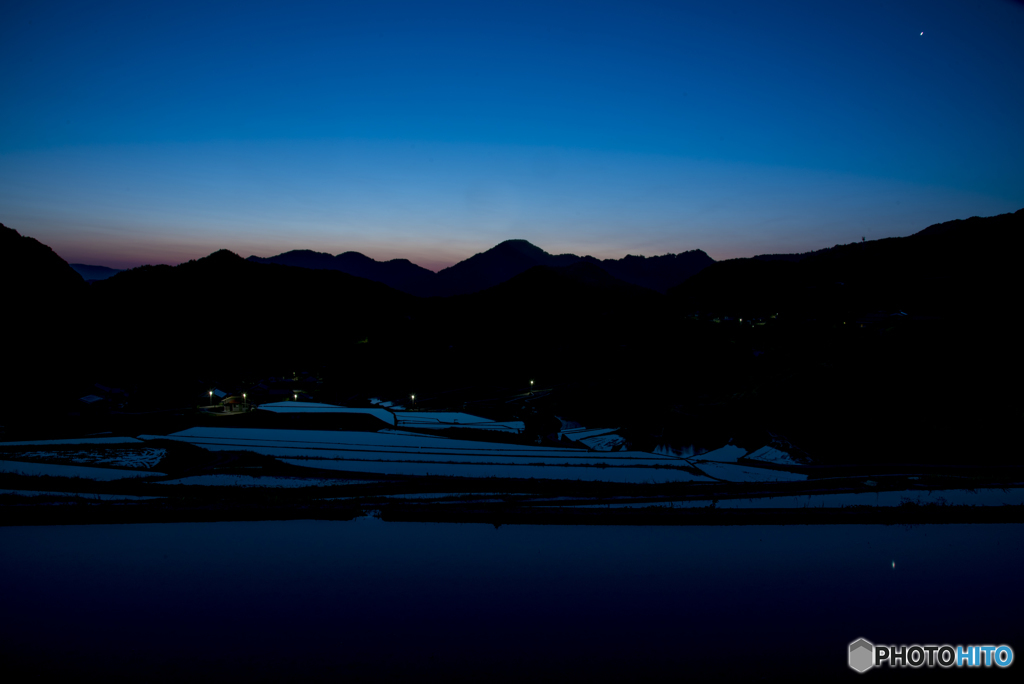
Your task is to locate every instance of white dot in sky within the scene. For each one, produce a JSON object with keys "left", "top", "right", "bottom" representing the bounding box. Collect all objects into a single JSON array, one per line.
[{"left": 920, "top": 32, "right": 924, "bottom": 36}]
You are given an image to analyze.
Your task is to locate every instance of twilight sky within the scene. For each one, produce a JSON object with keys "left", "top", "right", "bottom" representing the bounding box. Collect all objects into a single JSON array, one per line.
[{"left": 2, "top": 0, "right": 1022, "bottom": 271}]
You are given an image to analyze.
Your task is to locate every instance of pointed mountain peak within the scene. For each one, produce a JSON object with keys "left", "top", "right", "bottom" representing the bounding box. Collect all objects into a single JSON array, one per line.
[
  {"left": 196, "top": 249, "right": 245, "bottom": 265},
  {"left": 280, "top": 249, "right": 332, "bottom": 257},
  {"left": 335, "top": 251, "right": 377, "bottom": 264},
  {"left": 209, "top": 248, "right": 243, "bottom": 259},
  {"left": 491, "top": 239, "right": 549, "bottom": 256},
  {"left": 1, "top": 222, "right": 22, "bottom": 238}
]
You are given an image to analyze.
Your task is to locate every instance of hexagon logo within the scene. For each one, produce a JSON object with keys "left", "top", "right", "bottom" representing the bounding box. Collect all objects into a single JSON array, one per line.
[{"left": 849, "top": 638, "right": 874, "bottom": 673}]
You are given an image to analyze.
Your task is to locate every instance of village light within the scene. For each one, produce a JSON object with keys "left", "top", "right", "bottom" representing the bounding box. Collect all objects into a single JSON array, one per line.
[{"left": 411, "top": 394, "right": 415, "bottom": 401}]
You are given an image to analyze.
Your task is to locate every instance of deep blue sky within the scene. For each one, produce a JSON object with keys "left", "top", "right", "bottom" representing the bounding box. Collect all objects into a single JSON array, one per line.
[{"left": 2, "top": 0, "right": 1022, "bottom": 270}]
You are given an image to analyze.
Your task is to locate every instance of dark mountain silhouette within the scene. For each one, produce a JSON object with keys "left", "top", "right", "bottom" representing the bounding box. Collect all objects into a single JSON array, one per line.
[
  {"left": 2, "top": 223, "right": 88, "bottom": 416},
  {"left": 1, "top": 222, "right": 87, "bottom": 329},
  {"left": 596, "top": 250, "right": 714, "bottom": 293},
  {"left": 452, "top": 260, "right": 662, "bottom": 349},
  {"left": 666, "top": 208, "right": 1023, "bottom": 468},
  {"left": 2, "top": 223, "right": 86, "bottom": 294},
  {"left": 433, "top": 240, "right": 714, "bottom": 296},
  {"left": 393, "top": 260, "right": 665, "bottom": 404},
  {"left": 250, "top": 239, "right": 713, "bottom": 296},
  {"left": 751, "top": 248, "right": 831, "bottom": 263},
  {"left": 669, "top": 208, "right": 1024, "bottom": 319},
  {"left": 70, "top": 263, "right": 124, "bottom": 282},
  {"left": 458, "top": 260, "right": 660, "bottom": 317},
  {"left": 247, "top": 249, "right": 435, "bottom": 294},
  {"left": 246, "top": 249, "right": 340, "bottom": 271},
  {"left": 64, "top": 249, "right": 420, "bottom": 412},
  {"left": 668, "top": 257, "right": 803, "bottom": 318},
  {"left": 91, "top": 249, "right": 415, "bottom": 358},
  {"left": 429, "top": 239, "right": 582, "bottom": 296},
  {"left": 4, "top": 209, "right": 1021, "bottom": 468}
]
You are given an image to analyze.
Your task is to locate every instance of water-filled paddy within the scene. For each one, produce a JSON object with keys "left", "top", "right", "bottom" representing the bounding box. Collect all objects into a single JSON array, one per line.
[
  {"left": 0, "top": 459, "right": 162, "bottom": 480},
  {"left": 278, "top": 457, "right": 715, "bottom": 482},
  {"left": 1, "top": 519, "right": 1020, "bottom": 681}
]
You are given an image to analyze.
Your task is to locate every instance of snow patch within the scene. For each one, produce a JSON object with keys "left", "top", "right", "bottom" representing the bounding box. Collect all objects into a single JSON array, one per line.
[
  {"left": 579, "top": 434, "right": 627, "bottom": 451},
  {"left": 0, "top": 436, "right": 142, "bottom": 446},
  {"left": 744, "top": 446, "right": 799, "bottom": 465},
  {"left": 694, "top": 445, "right": 748, "bottom": 463},
  {"left": 156, "top": 474, "right": 361, "bottom": 487},
  {"left": 0, "top": 459, "right": 164, "bottom": 481},
  {"left": 6, "top": 447, "right": 166, "bottom": 469},
  {"left": 691, "top": 461, "right": 806, "bottom": 483},
  {"left": 561, "top": 427, "right": 619, "bottom": 442},
  {"left": 278, "top": 458, "right": 717, "bottom": 483}
]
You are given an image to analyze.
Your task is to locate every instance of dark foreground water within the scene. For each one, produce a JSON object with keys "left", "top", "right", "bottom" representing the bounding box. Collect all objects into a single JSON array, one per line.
[{"left": 1, "top": 519, "right": 1021, "bottom": 682}]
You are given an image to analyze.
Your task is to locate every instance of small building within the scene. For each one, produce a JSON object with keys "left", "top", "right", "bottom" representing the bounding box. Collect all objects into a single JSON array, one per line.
[{"left": 223, "top": 396, "right": 246, "bottom": 412}]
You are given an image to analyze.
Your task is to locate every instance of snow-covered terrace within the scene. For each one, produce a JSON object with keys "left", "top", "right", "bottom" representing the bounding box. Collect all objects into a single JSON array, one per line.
[
  {"left": 395, "top": 412, "right": 525, "bottom": 433},
  {"left": 0, "top": 436, "right": 143, "bottom": 446},
  {"left": 137, "top": 427, "right": 709, "bottom": 483},
  {"left": 257, "top": 401, "right": 396, "bottom": 424},
  {"left": 257, "top": 401, "right": 526, "bottom": 433},
  {"left": 0, "top": 459, "right": 163, "bottom": 480}
]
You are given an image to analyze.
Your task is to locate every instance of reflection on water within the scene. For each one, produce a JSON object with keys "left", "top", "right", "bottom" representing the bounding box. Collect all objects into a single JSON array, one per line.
[
  {"left": 1, "top": 520, "right": 1021, "bottom": 680},
  {"left": 652, "top": 443, "right": 696, "bottom": 458},
  {"left": 0, "top": 458, "right": 160, "bottom": 480},
  {"left": 562, "top": 488, "right": 1024, "bottom": 508}
]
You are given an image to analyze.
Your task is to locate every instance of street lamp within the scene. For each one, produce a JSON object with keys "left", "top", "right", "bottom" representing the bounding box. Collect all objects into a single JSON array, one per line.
[
  {"left": 209, "top": 390, "right": 212, "bottom": 406},
  {"left": 411, "top": 394, "right": 416, "bottom": 402},
  {"left": 243, "top": 393, "right": 247, "bottom": 410},
  {"left": 294, "top": 393, "right": 298, "bottom": 401}
]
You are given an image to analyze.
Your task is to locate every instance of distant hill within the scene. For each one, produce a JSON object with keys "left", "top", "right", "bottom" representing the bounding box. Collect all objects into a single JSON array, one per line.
[
  {"left": 1, "top": 222, "right": 88, "bottom": 414},
  {"left": 86, "top": 249, "right": 420, "bottom": 386},
  {"left": 6, "top": 210, "right": 1020, "bottom": 467},
  {"left": 94, "top": 248, "right": 415, "bottom": 337},
  {"left": 70, "top": 263, "right": 123, "bottom": 282},
  {"left": 249, "top": 239, "right": 714, "bottom": 297},
  {"left": 429, "top": 239, "right": 582, "bottom": 296},
  {"left": 669, "top": 208, "right": 1024, "bottom": 319},
  {"left": 666, "top": 208, "right": 1024, "bottom": 469},
  {"left": 1, "top": 223, "right": 86, "bottom": 293},
  {"left": 751, "top": 248, "right": 831, "bottom": 263},
  {"left": 247, "top": 249, "right": 435, "bottom": 294},
  {"left": 597, "top": 250, "right": 715, "bottom": 293},
  {"left": 407, "top": 259, "right": 665, "bottom": 395},
  {"left": 459, "top": 259, "right": 661, "bottom": 316},
  {"left": 1, "top": 222, "right": 86, "bottom": 321}
]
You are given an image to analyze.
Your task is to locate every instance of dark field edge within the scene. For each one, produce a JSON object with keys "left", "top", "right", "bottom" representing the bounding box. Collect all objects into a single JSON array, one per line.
[{"left": 2, "top": 499, "right": 1023, "bottom": 527}]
